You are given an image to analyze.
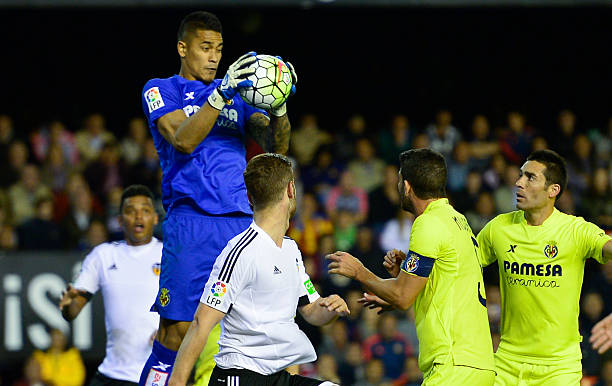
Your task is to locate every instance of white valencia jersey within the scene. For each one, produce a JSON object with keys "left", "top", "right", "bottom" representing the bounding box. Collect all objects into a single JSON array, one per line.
[
  {"left": 201, "top": 222, "right": 320, "bottom": 375},
  {"left": 74, "top": 238, "right": 162, "bottom": 382}
]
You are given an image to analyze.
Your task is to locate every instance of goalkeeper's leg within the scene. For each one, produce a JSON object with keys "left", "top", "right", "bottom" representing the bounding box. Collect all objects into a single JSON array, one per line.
[{"left": 193, "top": 323, "right": 221, "bottom": 386}]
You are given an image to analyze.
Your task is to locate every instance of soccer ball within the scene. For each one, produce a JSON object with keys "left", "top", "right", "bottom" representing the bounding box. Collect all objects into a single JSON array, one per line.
[{"left": 239, "top": 55, "right": 293, "bottom": 110}]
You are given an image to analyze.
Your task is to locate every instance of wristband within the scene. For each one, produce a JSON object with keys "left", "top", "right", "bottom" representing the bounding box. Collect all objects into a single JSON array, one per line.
[{"left": 207, "top": 88, "right": 228, "bottom": 111}]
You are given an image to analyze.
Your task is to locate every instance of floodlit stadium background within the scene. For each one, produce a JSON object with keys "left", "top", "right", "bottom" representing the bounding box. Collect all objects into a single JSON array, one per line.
[{"left": 1, "top": 1, "right": 611, "bottom": 385}]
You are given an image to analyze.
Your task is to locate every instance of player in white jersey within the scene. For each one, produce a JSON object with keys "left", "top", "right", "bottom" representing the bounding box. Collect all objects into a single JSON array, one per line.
[
  {"left": 60, "top": 185, "right": 162, "bottom": 386},
  {"left": 167, "top": 153, "right": 348, "bottom": 386}
]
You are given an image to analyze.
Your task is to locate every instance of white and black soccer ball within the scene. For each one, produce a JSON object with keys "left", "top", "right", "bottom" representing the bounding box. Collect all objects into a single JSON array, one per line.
[{"left": 239, "top": 55, "right": 293, "bottom": 110}]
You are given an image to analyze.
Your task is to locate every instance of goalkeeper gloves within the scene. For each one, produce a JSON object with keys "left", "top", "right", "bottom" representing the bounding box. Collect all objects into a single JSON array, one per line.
[
  {"left": 208, "top": 51, "right": 257, "bottom": 111},
  {"left": 269, "top": 59, "right": 298, "bottom": 117}
]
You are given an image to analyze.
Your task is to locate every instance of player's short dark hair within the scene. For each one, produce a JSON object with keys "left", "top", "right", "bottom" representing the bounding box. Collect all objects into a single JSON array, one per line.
[
  {"left": 177, "top": 11, "right": 222, "bottom": 42},
  {"left": 119, "top": 185, "right": 155, "bottom": 212},
  {"left": 526, "top": 149, "right": 568, "bottom": 200},
  {"left": 244, "top": 153, "right": 294, "bottom": 210},
  {"left": 399, "top": 148, "right": 447, "bottom": 200}
]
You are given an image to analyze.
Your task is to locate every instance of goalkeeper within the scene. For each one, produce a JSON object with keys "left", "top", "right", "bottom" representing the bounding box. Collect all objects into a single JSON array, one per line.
[{"left": 138, "top": 10, "right": 297, "bottom": 386}]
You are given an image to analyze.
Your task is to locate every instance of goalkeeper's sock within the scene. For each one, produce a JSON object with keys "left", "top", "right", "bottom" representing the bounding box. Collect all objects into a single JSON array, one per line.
[{"left": 139, "top": 341, "right": 178, "bottom": 386}]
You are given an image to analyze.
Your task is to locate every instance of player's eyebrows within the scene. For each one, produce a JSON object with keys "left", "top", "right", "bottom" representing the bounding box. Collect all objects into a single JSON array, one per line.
[
  {"left": 200, "top": 40, "right": 223, "bottom": 48},
  {"left": 520, "top": 170, "right": 537, "bottom": 179}
]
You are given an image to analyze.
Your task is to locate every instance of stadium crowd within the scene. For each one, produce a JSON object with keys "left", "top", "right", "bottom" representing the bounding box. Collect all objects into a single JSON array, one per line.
[{"left": 1, "top": 108, "right": 611, "bottom": 385}]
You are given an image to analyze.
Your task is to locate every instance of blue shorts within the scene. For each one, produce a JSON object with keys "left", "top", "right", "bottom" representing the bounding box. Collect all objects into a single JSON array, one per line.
[{"left": 152, "top": 207, "right": 252, "bottom": 321}]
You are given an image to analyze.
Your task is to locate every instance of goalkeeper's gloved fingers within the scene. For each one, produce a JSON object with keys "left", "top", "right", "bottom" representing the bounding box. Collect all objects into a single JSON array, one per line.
[
  {"left": 232, "top": 52, "right": 257, "bottom": 69},
  {"left": 236, "top": 79, "right": 253, "bottom": 89},
  {"left": 286, "top": 61, "right": 298, "bottom": 84},
  {"left": 233, "top": 66, "right": 256, "bottom": 79}
]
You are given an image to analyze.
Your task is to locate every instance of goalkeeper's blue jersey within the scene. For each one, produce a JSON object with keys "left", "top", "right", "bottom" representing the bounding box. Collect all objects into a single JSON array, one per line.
[{"left": 141, "top": 75, "right": 264, "bottom": 216}]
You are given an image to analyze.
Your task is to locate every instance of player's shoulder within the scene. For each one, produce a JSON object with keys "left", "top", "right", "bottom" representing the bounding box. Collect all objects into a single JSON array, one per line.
[
  {"left": 488, "top": 210, "right": 523, "bottom": 228},
  {"left": 85, "top": 240, "right": 125, "bottom": 260},
  {"left": 142, "top": 75, "right": 186, "bottom": 93},
  {"left": 224, "top": 225, "right": 261, "bottom": 258},
  {"left": 282, "top": 235, "right": 300, "bottom": 251}
]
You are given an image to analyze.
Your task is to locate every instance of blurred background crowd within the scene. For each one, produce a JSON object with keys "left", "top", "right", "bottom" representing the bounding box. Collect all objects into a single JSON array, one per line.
[{"left": 1, "top": 106, "right": 611, "bottom": 385}]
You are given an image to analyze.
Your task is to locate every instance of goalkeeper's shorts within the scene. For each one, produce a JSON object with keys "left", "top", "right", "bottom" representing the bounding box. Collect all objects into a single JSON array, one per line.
[{"left": 493, "top": 351, "right": 581, "bottom": 386}]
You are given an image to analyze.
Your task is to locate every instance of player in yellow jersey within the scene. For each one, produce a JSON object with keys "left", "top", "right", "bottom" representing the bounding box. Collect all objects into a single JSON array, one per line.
[
  {"left": 477, "top": 149, "right": 612, "bottom": 385},
  {"left": 327, "top": 148, "right": 496, "bottom": 385}
]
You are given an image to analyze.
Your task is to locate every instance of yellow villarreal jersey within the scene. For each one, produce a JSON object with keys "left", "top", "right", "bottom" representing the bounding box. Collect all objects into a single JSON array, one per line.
[
  {"left": 402, "top": 198, "right": 495, "bottom": 374},
  {"left": 477, "top": 208, "right": 611, "bottom": 363}
]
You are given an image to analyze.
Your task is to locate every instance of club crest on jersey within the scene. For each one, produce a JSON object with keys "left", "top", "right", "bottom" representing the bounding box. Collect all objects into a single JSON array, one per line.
[
  {"left": 544, "top": 242, "right": 558, "bottom": 259},
  {"left": 159, "top": 288, "right": 170, "bottom": 307},
  {"left": 211, "top": 281, "right": 227, "bottom": 298},
  {"left": 145, "top": 87, "right": 165, "bottom": 113},
  {"left": 404, "top": 253, "right": 420, "bottom": 273},
  {"left": 152, "top": 263, "right": 161, "bottom": 276}
]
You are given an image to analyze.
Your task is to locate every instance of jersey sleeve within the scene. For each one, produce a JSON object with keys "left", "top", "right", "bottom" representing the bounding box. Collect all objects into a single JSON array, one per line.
[
  {"left": 476, "top": 218, "right": 497, "bottom": 267},
  {"left": 576, "top": 218, "right": 612, "bottom": 263},
  {"left": 73, "top": 246, "right": 103, "bottom": 294},
  {"left": 295, "top": 243, "right": 320, "bottom": 305},
  {"left": 200, "top": 241, "right": 255, "bottom": 314},
  {"left": 142, "top": 78, "right": 183, "bottom": 126},
  {"left": 400, "top": 216, "right": 438, "bottom": 277}
]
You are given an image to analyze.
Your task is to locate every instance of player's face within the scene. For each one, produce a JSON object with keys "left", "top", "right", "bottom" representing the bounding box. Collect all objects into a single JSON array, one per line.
[
  {"left": 515, "top": 161, "right": 552, "bottom": 211},
  {"left": 119, "top": 196, "right": 158, "bottom": 246},
  {"left": 179, "top": 29, "right": 223, "bottom": 83}
]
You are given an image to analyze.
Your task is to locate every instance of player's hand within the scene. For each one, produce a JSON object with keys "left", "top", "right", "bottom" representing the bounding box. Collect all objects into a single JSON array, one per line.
[
  {"left": 358, "top": 292, "right": 394, "bottom": 314},
  {"left": 590, "top": 313, "right": 612, "bottom": 354},
  {"left": 383, "top": 249, "right": 406, "bottom": 278},
  {"left": 59, "top": 284, "right": 87, "bottom": 311},
  {"left": 208, "top": 51, "right": 257, "bottom": 109},
  {"left": 319, "top": 294, "right": 350, "bottom": 317},
  {"left": 326, "top": 251, "right": 364, "bottom": 280},
  {"left": 269, "top": 57, "right": 298, "bottom": 117}
]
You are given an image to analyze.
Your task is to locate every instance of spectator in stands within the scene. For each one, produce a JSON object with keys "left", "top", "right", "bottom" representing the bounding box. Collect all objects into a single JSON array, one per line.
[
  {"left": 362, "top": 312, "right": 413, "bottom": 380},
  {"left": 314, "top": 354, "right": 342, "bottom": 385},
  {"left": 319, "top": 319, "right": 351, "bottom": 365},
  {"left": 567, "top": 133, "right": 595, "bottom": 204},
  {"left": 83, "top": 140, "right": 128, "bottom": 204},
  {"left": 31, "top": 328, "right": 85, "bottom": 386},
  {"left": 451, "top": 170, "right": 483, "bottom": 214},
  {"left": 333, "top": 209, "right": 358, "bottom": 251},
  {"left": 368, "top": 164, "right": 401, "bottom": 231},
  {"left": 531, "top": 136, "right": 548, "bottom": 153},
  {"left": 288, "top": 192, "right": 333, "bottom": 258},
  {"left": 379, "top": 114, "right": 413, "bottom": 165},
  {"left": 75, "top": 113, "right": 115, "bottom": 165},
  {"left": 60, "top": 185, "right": 103, "bottom": 249},
  {"left": 589, "top": 116, "right": 612, "bottom": 166},
  {"left": 290, "top": 113, "right": 332, "bottom": 167},
  {"left": 493, "top": 164, "right": 520, "bottom": 214},
  {"left": 0, "top": 140, "right": 29, "bottom": 189},
  {"left": 8, "top": 164, "right": 52, "bottom": 226},
  {"left": 586, "top": 259, "right": 612, "bottom": 316},
  {"left": 411, "top": 132, "right": 430, "bottom": 149},
  {"left": 468, "top": 114, "right": 499, "bottom": 172},
  {"left": 120, "top": 117, "right": 148, "bottom": 165},
  {"left": 127, "top": 138, "right": 160, "bottom": 193},
  {"left": 581, "top": 292, "right": 606, "bottom": 377},
  {"left": 379, "top": 208, "right": 413, "bottom": 253},
  {"left": 41, "top": 144, "right": 73, "bottom": 193},
  {"left": 326, "top": 170, "right": 368, "bottom": 224},
  {"left": 0, "top": 114, "right": 15, "bottom": 160},
  {"left": 393, "top": 356, "right": 423, "bottom": 386},
  {"left": 0, "top": 190, "right": 13, "bottom": 227},
  {"left": 30, "top": 120, "right": 78, "bottom": 165},
  {"left": 336, "top": 114, "right": 368, "bottom": 162},
  {"left": 11, "top": 356, "right": 48, "bottom": 386},
  {"left": 466, "top": 191, "right": 496, "bottom": 234},
  {"left": 349, "top": 226, "right": 386, "bottom": 279},
  {"left": 550, "top": 109, "right": 578, "bottom": 158},
  {"left": 301, "top": 145, "right": 343, "bottom": 205},
  {"left": 596, "top": 358, "right": 612, "bottom": 386},
  {"left": 348, "top": 137, "right": 386, "bottom": 193},
  {"left": 105, "top": 186, "right": 124, "bottom": 241},
  {"left": 499, "top": 111, "right": 534, "bottom": 165},
  {"left": 580, "top": 168, "right": 612, "bottom": 229},
  {"left": 447, "top": 140, "right": 472, "bottom": 194},
  {"left": 81, "top": 219, "right": 108, "bottom": 252},
  {"left": 338, "top": 342, "right": 365, "bottom": 386},
  {"left": 0, "top": 224, "right": 17, "bottom": 251},
  {"left": 425, "top": 109, "right": 461, "bottom": 160},
  {"left": 483, "top": 152, "right": 507, "bottom": 191},
  {"left": 355, "top": 359, "right": 390, "bottom": 386},
  {"left": 17, "top": 195, "right": 61, "bottom": 250}
]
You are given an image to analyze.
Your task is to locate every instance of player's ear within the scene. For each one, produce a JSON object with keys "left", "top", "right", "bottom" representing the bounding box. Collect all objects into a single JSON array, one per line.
[
  {"left": 287, "top": 180, "right": 296, "bottom": 199},
  {"left": 246, "top": 192, "right": 254, "bottom": 208},
  {"left": 177, "top": 40, "right": 187, "bottom": 58},
  {"left": 548, "top": 183, "right": 561, "bottom": 200}
]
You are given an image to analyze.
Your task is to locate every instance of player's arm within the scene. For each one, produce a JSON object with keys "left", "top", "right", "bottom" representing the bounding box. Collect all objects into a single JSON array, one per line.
[
  {"left": 248, "top": 112, "right": 291, "bottom": 154},
  {"left": 59, "top": 284, "right": 91, "bottom": 321},
  {"left": 476, "top": 219, "right": 497, "bottom": 267},
  {"left": 591, "top": 312, "right": 612, "bottom": 354},
  {"left": 602, "top": 240, "right": 612, "bottom": 263},
  {"left": 168, "top": 304, "right": 225, "bottom": 386},
  {"left": 327, "top": 251, "right": 427, "bottom": 311},
  {"left": 299, "top": 294, "right": 350, "bottom": 326}
]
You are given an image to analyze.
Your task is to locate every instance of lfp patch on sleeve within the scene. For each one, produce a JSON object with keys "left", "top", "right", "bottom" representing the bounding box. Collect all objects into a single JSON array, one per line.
[{"left": 145, "top": 87, "right": 165, "bottom": 113}]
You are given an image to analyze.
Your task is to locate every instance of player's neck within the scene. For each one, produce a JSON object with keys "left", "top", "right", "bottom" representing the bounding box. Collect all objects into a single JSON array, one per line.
[
  {"left": 253, "top": 206, "right": 290, "bottom": 248},
  {"left": 178, "top": 66, "right": 197, "bottom": 81},
  {"left": 524, "top": 204, "right": 555, "bottom": 226},
  {"left": 413, "top": 198, "right": 439, "bottom": 217}
]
